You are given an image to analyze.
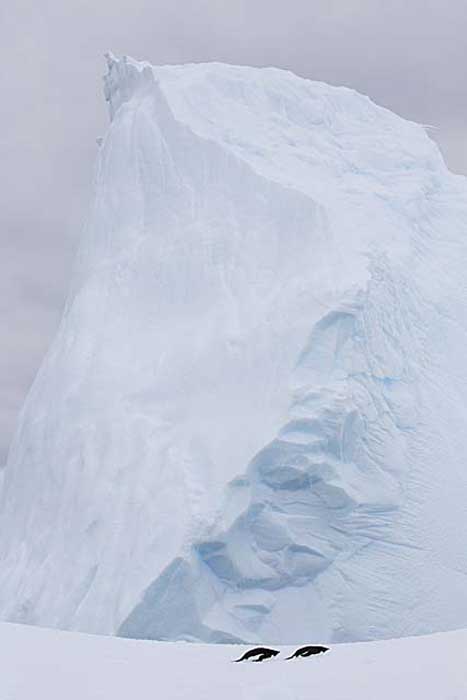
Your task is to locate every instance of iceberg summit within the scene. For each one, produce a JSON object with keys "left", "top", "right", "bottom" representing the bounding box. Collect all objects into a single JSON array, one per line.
[{"left": 1, "top": 55, "right": 467, "bottom": 644}]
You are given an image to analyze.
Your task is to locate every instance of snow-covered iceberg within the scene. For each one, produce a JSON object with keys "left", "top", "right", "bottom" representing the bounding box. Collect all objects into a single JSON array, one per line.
[{"left": 1, "top": 55, "right": 467, "bottom": 643}]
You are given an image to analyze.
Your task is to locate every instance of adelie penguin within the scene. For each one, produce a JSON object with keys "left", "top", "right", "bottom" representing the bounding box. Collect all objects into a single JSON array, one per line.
[
  {"left": 234, "top": 647, "right": 280, "bottom": 662},
  {"left": 286, "top": 645, "right": 330, "bottom": 660}
]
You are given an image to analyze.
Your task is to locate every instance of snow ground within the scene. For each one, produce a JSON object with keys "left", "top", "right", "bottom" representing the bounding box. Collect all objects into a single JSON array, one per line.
[{"left": 1, "top": 622, "right": 466, "bottom": 700}]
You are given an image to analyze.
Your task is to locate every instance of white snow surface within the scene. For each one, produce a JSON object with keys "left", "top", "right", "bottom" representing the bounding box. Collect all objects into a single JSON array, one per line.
[
  {"left": 1, "top": 54, "right": 467, "bottom": 643},
  {"left": 1, "top": 622, "right": 467, "bottom": 700}
]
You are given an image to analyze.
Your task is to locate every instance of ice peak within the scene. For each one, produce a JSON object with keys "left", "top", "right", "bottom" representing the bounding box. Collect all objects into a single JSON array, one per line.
[
  {"left": 1, "top": 57, "right": 466, "bottom": 644},
  {"left": 103, "top": 52, "right": 156, "bottom": 120}
]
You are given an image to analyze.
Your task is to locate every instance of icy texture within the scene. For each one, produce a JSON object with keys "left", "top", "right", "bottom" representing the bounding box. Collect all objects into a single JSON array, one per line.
[{"left": 1, "top": 55, "right": 467, "bottom": 643}]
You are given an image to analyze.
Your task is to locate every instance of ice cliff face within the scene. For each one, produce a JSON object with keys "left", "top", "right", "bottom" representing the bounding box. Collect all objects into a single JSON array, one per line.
[{"left": 2, "top": 55, "right": 467, "bottom": 644}]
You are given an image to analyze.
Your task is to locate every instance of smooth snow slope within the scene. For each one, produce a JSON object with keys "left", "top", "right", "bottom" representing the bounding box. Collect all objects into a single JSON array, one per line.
[
  {"left": 1, "top": 622, "right": 467, "bottom": 700},
  {"left": 1, "top": 54, "right": 467, "bottom": 643}
]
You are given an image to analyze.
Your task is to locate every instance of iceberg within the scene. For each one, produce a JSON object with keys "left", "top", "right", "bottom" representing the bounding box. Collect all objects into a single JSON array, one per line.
[{"left": 1, "top": 54, "right": 467, "bottom": 643}]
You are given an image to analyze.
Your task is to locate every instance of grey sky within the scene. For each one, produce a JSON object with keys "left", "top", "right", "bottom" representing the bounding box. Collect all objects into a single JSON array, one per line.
[{"left": 1, "top": 0, "right": 466, "bottom": 465}]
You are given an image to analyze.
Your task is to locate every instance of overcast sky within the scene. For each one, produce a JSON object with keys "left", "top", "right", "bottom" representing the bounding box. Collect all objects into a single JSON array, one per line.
[{"left": 1, "top": 0, "right": 466, "bottom": 465}]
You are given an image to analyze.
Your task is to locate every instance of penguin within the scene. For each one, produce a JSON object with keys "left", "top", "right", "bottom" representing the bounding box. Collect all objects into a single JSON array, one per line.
[
  {"left": 234, "top": 647, "right": 280, "bottom": 662},
  {"left": 286, "top": 645, "right": 329, "bottom": 660}
]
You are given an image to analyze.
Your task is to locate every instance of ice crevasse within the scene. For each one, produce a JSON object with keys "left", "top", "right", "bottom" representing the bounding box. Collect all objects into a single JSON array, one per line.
[{"left": 1, "top": 54, "right": 467, "bottom": 644}]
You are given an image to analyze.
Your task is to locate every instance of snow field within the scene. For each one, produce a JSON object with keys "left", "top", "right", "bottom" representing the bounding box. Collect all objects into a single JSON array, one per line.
[{"left": 1, "top": 622, "right": 466, "bottom": 700}]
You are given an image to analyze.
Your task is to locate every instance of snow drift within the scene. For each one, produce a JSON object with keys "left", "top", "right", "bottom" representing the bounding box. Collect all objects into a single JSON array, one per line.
[
  {"left": 2, "top": 622, "right": 466, "bottom": 700},
  {"left": 1, "top": 54, "right": 467, "bottom": 643}
]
